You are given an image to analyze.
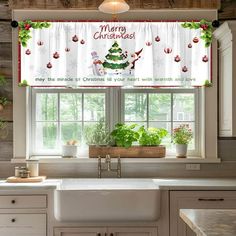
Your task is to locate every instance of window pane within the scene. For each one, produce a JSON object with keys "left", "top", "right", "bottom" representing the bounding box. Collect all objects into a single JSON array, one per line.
[
  {"left": 36, "top": 94, "right": 57, "bottom": 121},
  {"left": 149, "top": 94, "right": 171, "bottom": 121},
  {"left": 84, "top": 94, "right": 106, "bottom": 121},
  {"left": 35, "top": 122, "right": 57, "bottom": 150},
  {"left": 173, "top": 94, "right": 195, "bottom": 121},
  {"left": 60, "top": 94, "right": 82, "bottom": 121},
  {"left": 61, "top": 122, "right": 82, "bottom": 144},
  {"left": 173, "top": 122, "right": 195, "bottom": 150},
  {"left": 125, "top": 93, "right": 147, "bottom": 121}
]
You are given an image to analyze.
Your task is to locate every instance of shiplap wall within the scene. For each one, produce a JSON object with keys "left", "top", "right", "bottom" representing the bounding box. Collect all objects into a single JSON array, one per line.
[{"left": 0, "top": 0, "right": 13, "bottom": 160}]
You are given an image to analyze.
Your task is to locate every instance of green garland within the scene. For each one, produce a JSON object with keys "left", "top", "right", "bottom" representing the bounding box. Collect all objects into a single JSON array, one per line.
[
  {"left": 18, "top": 20, "right": 51, "bottom": 47},
  {"left": 181, "top": 19, "right": 213, "bottom": 47}
]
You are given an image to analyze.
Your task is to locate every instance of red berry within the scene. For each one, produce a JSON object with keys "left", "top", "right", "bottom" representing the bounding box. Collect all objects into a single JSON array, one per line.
[
  {"left": 53, "top": 52, "right": 60, "bottom": 59},
  {"left": 65, "top": 48, "right": 70, "bottom": 52},
  {"left": 188, "top": 43, "right": 192, "bottom": 48},
  {"left": 80, "top": 39, "right": 85, "bottom": 44},
  {"left": 25, "top": 49, "right": 31, "bottom": 55},
  {"left": 146, "top": 42, "right": 152, "bottom": 46}
]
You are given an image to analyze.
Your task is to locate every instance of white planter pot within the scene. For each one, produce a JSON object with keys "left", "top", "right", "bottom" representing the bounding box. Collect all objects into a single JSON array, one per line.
[
  {"left": 176, "top": 144, "right": 188, "bottom": 158},
  {"left": 62, "top": 145, "right": 78, "bottom": 158}
]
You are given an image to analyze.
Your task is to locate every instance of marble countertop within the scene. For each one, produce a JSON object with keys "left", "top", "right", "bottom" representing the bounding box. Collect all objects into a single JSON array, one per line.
[
  {"left": 0, "top": 178, "right": 236, "bottom": 190},
  {"left": 180, "top": 209, "right": 236, "bottom": 236}
]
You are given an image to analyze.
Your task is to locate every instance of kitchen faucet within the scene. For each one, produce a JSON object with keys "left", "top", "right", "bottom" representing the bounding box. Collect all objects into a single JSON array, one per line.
[{"left": 98, "top": 155, "right": 121, "bottom": 178}]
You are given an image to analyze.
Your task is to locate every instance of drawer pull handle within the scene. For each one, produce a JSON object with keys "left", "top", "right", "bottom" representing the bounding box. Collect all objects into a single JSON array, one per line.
[
  {"left": 110, "top": 234, "right": 114, "bottom": 236},
  {"left": 198, "top": 198, "right": 224, "bottom": 201},
  {"left": 11, "top": 219, "right": 16, "bottom": 223},
  {"left": 11, "top": 200, "right": 16, "bottom": 204},
  {"left": 97, "top": 233, "right": 101, "bottom": 236}
]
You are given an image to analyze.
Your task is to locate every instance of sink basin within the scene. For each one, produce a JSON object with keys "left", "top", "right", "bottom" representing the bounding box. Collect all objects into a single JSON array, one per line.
[{"left": 54, "top": 179, "right": 160, "bottom": 222}]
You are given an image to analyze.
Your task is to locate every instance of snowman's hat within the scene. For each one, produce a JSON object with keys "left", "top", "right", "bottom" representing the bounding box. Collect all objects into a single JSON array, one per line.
[{"left": 135, "top": 48, "right": 143, "bottom": 56}]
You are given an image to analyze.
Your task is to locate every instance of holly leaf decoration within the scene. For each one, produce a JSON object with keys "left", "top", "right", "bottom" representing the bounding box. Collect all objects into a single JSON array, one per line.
[
  {"left": 204, "top": 80, "right": 212, "bottom": 87},
  {"left": 181, "top": 19, "right": 213, "bottom": 47},
  {"left": 18, "top": 80, "right": 29, "bottom": 87},
  {"left": 18, "top": 20, "right": 51, "bottom": 47}
]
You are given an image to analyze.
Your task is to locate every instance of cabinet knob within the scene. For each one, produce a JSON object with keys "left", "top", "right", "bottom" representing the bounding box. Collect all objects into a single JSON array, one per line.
[
  {"left": 11, "top": 218, "right": 16, "bottom": 223},
  {"left": 11, "top": 200, "right": 16, "bottom": 204}
]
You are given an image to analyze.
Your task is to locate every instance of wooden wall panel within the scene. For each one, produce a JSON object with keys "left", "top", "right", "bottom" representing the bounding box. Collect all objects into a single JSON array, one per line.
[
  {"left": 0, "top": 60, "right": 12, "bottom": 78},
  {"left": 0, "top": 43, "right": 12, "bottom": 61},
  {"left": 0, "top": 21, "right": 12, "bottom": 43},
  {"left": 0, "top": 141, "right": 13, "bottom": 160},
  {"left": 0, "top": 1, "right": 11, "bottom": 20},
  {"left": 8, "top": 0, "right": 220, "bottom": 9},
  {"left": 0, "top": 104, "right": 13, "bottom": 121}
]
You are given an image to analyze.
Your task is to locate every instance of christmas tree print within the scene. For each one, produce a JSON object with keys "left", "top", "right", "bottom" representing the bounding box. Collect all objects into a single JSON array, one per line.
[{"left": 103, "top": 41, "right": 129, "bottom": 73}]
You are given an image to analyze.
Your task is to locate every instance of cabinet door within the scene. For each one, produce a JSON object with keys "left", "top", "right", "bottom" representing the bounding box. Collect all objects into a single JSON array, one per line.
[
  {"left": 0, "top": 214, "right": 46, "bottom": 236},
  {"left": 54, "top": 227, "right": 106, "bottom": 236},
  {"left": 170, "top": 191, "right": 236, "bottom": 236},
  {"left": 108, "top": 227, "right": 158, "bottom": 236}
]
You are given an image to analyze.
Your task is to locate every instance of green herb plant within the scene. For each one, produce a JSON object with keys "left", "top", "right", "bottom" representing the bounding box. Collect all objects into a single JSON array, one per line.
[
  {"left": 181, "top": 19, "right": 213, "bottom": 47},
  {"left": 85, "top": 119, "right": 112, "bottom": 146},
  {"left": 18, "top": 20, "right": 51, "bottom": 47},
  {"left": 111, "top": 123, "right": 139, "bottom": 148},
  {"left": 138, "top": 126, "right": 168, "bottom": 146},
  {"left": 18, "top": 80, "right": 29, "bottom": 87}
]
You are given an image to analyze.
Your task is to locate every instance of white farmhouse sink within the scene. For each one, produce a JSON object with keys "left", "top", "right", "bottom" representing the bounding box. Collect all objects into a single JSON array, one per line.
[{"left": 54, "top": 179, "right": 160, "bottom": 222}]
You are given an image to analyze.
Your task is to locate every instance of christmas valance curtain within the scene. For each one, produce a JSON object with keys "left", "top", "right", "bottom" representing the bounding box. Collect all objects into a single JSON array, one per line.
[{"left": 20, "top": 21, "right": 211, "bottom": 87}]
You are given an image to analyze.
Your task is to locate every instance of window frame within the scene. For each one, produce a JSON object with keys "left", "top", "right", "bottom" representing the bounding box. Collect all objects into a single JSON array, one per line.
[
  {"left": 120, "top": 88, "right": 200, "bottom": 157},
  {"left": 30, "top": 88, "right": 110, "bottom": 156},
  {"left": 30, "top": 87, "right": 201, "bottom": 157}
]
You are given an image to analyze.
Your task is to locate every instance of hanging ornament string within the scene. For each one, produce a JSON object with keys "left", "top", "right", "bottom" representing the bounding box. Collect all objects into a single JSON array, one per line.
[{"left": 47, "top": 28, "right": 52, "bottom": 69}]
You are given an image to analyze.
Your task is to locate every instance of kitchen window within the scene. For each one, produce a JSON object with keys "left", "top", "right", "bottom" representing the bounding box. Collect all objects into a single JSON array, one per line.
[{"left": 30, "top": 87, "right": 199, "bottom": 156}]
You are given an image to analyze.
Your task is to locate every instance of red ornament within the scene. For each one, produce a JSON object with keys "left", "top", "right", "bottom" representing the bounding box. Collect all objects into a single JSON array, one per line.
[
  {"left": 53, "top": 52, "right": 60, "bottom": 59},
  {"left": 202, "top": 55, "right": 209, "bottom": 62},
  {"left": 37, "top": 41, "right": 44, "bottom": 46},
  {"left": 182, "top": 66, "right": 188, "bottom": 72},
  {"left": 146, "top": 42, "right": 152, "bottom": 46},
  {"left": 188, "top": 43, "right": 192, "bottom": 48},
  {"left": 24, "top": 23, "right": 31, "bottom": 30},
  {"left": 193, "top": 37, "right": 199, "bottom": 43},
  {"left": 47, "top": 62, "right": 52, "bottom": 69},
  {"left": 174, "top": 55, "right": 181, "bottom": 62},
  {"left": 65, "top": 48, "right": 70, "bottom": 52},
  {"left": 155, "top": 36, "right": 160, "bottom": 42},
  {"left": 200, "top": 24, "right": 208, "bottom": 31},
  {"left": 25, "top": 49, "right": 31, "bottom": 55},
  {"left": 80, "top": 39, "right": 85, "bottom": 44},
  {"left": 72, "top": 35, "right": 79, "bottom": 42},
  {"left": 164, "top": 48, "right": 172, "bottom": 54}
]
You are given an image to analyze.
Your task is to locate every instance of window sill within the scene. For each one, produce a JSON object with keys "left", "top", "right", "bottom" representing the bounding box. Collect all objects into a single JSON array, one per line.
[{"left": 11, "top": 156, "right": 221, "bottom": 164}]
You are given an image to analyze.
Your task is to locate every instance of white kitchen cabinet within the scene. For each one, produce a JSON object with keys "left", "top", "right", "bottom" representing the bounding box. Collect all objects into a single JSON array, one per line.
[
  {"left": 0, "top": 194, "right": 47, "bottom": 236},
  {"left": 0, "top": 213, "right": 46, "bottom": 236},
  {"left": 54, "top": 227, "right": 158, "bottom": 236},
  {"left": 170, "top": 191, "right": 236, "bottom": 236},
  {"left": 214, "top": 21, "right": 236, "bottom": 136}
]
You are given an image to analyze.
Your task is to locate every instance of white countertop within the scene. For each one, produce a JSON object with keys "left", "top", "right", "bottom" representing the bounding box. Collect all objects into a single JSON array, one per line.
[
  {"left": 0, "top": 178, "right": 236, "bottom": 190},
  {"left": 180, "top": 209, "right": 236, "bottom": 236}
]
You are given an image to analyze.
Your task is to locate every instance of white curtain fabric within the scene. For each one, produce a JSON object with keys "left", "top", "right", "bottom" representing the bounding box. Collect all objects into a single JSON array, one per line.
[{"left": 20, "top": 22, "right": 211, "bottom": 87}]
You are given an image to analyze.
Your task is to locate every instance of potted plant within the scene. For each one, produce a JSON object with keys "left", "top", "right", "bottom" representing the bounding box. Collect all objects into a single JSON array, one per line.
[
  {"left": 62, "top": 139, "right": 78, "bottom": 158},
  {"left": 89, "top": 123, "right": 168, "bottom": 158},
  {"left": 173, "top": 124, "right": 193, "bottom": 158},
  {"left": 85, "top": 119, "right": 112, "bottom": 147}
]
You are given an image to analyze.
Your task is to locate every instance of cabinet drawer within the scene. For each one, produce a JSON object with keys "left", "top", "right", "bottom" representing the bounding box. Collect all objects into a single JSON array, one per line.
[
  {"left": 0, "top": 195, "right": 47, "bottom": 209},
  {"left": 171, "top": 191, "right": 236, "bottom": 209},
  {"left": 0, "top": 214, "right": 46, "bottom": 236}
]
